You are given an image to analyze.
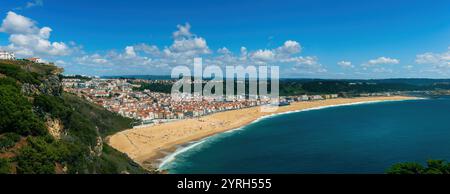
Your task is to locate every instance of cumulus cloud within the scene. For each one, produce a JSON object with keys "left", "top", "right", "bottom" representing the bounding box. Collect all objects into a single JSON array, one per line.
[
  {"left": 163, "top": 23, "right": 211, "bottom": 59},
  {"left": 251, "top": 49, "right": 275, "bottom": 62},
  {"left": 35, "top": 21, "right": 323, "bottom": 75},
  {"left": 276, "top": 40, "right": 302, "bottom": 55},
  {"left": 0, "top": 11, "right": 37, "bottom": 34},
  {"left": 125, "top": 46, "right": 137, "bottom": 57},
  {"left": 75, "top": 54, "right": 108, "bottom": 65},
  {"left": 416, "top": 47, "right": 450, "bottom": 66},
  {"left": 217, "top": 47, "right": 231, "bottom": 55},
  {"left": 0, "top": 11, "right": 73, "bottom": 58},
  {"left": 338, "top": 61, "right": 354, "bottom": 68},
  {"left": 289, "top": 56, "right": 327, "bottom": 73},
  {"left": 173, "top": 23, "right": 193, "bottom": 39},
  {"left": 249, "top": 40, "right": 302, "bottom": 63},
  {"left": 364, "top": 57, "right": 400, "bottom": 67},
  {"left": 166, "top": 37, "right": 210, "bottom": 56},
  {"left": 134, "top": 43, "right": 160, "bottom": 56},
  {"left": 415, "top": 47, "right": 450, "bottom": 75},
  {"left": 0, "top": 12, "right": 325, "bottom": 75}
]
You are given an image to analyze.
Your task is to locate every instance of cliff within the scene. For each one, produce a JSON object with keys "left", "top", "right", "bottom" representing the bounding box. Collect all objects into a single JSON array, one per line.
[{"left": 0, "top": 60, "right": 149, "bottom": 174}]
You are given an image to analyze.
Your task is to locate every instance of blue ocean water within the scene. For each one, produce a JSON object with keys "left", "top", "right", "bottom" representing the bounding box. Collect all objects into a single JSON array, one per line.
[{"left": 162, "top": 97, "right": 450, "bottom": 174}]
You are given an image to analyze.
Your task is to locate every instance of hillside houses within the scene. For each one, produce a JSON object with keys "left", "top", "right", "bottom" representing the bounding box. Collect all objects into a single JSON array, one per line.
[
  {"left": 63, "top": 78, "right": 351, "bottom": 126},
  {"left": 0, "top": 51, "right": 15, "bottom": 60}
]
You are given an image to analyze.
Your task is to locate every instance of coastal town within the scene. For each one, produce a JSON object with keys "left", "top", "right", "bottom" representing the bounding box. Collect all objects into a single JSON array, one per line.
[
  {"left": 62, "top": 77, "right": 341, "bottom": 126},
  {"left": 62, "top": 77, "right": 397, "bottom": 126}
]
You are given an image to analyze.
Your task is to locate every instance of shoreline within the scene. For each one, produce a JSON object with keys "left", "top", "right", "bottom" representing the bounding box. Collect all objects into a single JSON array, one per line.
[
  {"left": 157, "top": 97, "right": 422, "bottom": 171},
  {"left": 107, "top": 96, "right": 420, "bottom": 171}
]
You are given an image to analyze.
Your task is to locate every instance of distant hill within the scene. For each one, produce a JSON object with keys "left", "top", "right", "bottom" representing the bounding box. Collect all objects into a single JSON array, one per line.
[
  {"left": 102, "top": 75, "right": 173, "bottom": 80},
  {"left": 104, "top": 75, "right": 450, "bottom": 85},
  {"left": 0, "top": 60, "right": 149, "bottom": 174},
  {"left": 100, "top": 75, "right": 450, "bottom": 96}
]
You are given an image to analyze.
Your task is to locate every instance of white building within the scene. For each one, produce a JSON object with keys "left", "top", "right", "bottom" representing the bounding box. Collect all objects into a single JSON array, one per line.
[
  {"left": 0, "top": 51, "right": 15, "bottom": 60},
  {"left": 27, "top": 57, "right": 46, "bottom": 64}
]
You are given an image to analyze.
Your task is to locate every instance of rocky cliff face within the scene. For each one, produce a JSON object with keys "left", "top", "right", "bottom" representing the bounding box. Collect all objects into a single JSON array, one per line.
[
  {"left": 21, "top": 74, "right": 62, "bottom": 96},
  {"left": 45, "top": 117, "right": 65, "bottom": 140}
]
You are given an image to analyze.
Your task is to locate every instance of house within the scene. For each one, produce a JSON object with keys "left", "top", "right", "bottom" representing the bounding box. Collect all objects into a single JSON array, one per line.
[
  {"left": 311, "top": 95, "right": 324, "bottom": 100},
  {"left": 0, "top": 51, "right": 15, "bottom": 60},
  {"left": 322, "top": 94, "right": 332, "bottom": 99},
  {"left": 300, "top": 95, "right": 309, "bottom": 101},
  {"left": 27, "top": 57, "right": 45, "bottom": 63}
]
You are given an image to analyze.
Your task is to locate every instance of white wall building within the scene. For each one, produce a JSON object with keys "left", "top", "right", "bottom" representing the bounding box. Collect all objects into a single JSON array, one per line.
[{"left": 0, "top": 51, "right": 15, "bottom": 60}]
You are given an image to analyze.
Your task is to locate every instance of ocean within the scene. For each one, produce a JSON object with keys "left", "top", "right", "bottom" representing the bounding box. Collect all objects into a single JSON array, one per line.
[{"left": 161, "top": 97, "right": 450, "bottom": 174}]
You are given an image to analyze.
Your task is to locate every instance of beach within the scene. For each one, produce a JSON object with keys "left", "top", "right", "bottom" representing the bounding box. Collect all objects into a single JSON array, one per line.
[{"left": 107, "top": 96, "right": 417, "bottom": 170}]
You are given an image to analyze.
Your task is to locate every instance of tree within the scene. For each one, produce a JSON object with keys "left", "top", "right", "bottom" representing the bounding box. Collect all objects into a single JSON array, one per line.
[
  {"left": 387, "top": 162, "right": 425, "bottom": 174},
  {"left": 0, "top": 81, "right": 47, "bottom": 136},
  {"left": 387, "top": 160, "right": 450, "bottom": 174},
  {"left": 0, "top": 158, "right": 11, "bottom": 174}
]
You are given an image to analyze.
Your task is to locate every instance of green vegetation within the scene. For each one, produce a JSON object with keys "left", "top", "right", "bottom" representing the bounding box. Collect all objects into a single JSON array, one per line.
[
  {"left": 129, "top": 78, "right": 446, "bottom": 97},
  {"left": 0, "top": 78, "right": 47, "bottom": 136},
  {"left": 16, "top": 136, "right": 81, "bottom": 174},
  {"left": 62, "top": 93, "right": 135, "bottom": 137},
  {"left": 0, "top": 60, "right": 148, "bottom": 174},
  {"left": 0, "top": 158, "right": 11, "bottom": 174},
  {"left": 299, "top": 81, "right": 420, "bottom": 95},
  {"left": 387, "top": 160, "right": 450, "bottom": 174},
  {"left": 0, "top": 133, "right": 21, "bottom": 150},
  {"left": 133, "top": 82, "right": 173, "bottom": 93},
  {"left": 60, "top": 74, "right": 92, "bottom": 81}
]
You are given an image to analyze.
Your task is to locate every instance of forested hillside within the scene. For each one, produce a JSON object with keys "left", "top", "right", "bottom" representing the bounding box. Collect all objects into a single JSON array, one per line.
[{"left": 0, "top": 60, "right": 149, "bottom": 174}]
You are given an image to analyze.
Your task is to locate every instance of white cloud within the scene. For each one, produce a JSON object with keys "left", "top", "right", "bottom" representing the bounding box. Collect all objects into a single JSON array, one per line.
[
  {"left": 415, "top": 47, "right": 450, "bottom": 75},
  {"left": 362, "top": 57, "right": 400, "bottom": 70},
  {"left": 275, "top": 40, "right": 302, "bottom": 55},
  {"left": 173, "top": 23, "right": 193, "bottom": 39},
  {"left": 338, "top": 61, "right": 354, "bottom": 68},
  {"left": 0, "top": 11, "right": 73, "bottom": 58},
  {"left": 163, "top": 23, "right": 211, "bottom": 58},
  {"left": 249, "top": 40, "right": 302, "bottom": 62},
  {"left": 167, "top": 37, "right": 210, "bottom": 56},
  {"left": 61, "top": 23, "right": 325, "bottom": 75},
  {"left": 416, "top": 48, "right": 450, "bottom": 66},
  {"left": 0, "top": 11, "right": 37, "bottom": 34},
  {"left": 26, "top": 0, "right": 44, "bottom": 9},
  {"left": 289, "top": 56, "right": 327, "bottom": 74},
  {"left": 134, "top": 43, "right": 160, "bottom": 56},
  {"left": 125, "top": 46, "right": 137, "bottom": 57},
  {"left": 75, "top": 54, "right": 107, "bottom": 65},
  {"left": 251, "top": 49, "right": 275, "bottom": 62},
  {"left": 364, "top": 57, "right": 400, "bottom": 67},
  {"left": 217, "top": 47, "right": 231, "bottom": 55},
  {"left": 39, "top": 27, "right": 51, "bottom": 39}
]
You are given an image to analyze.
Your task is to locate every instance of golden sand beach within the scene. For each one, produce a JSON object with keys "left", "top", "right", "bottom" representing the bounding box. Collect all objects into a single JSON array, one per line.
[{"left": 108, "top": 96, "right": 417, "bottom": 170}]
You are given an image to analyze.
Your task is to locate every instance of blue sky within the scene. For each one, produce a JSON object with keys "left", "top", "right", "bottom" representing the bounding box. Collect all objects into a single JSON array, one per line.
[{"left": 0, "top": 0, "right": 449, "bottom": 78}]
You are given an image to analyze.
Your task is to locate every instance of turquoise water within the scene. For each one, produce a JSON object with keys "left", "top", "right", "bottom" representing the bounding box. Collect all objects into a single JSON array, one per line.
[{"left": 162, "top": 97, "right": 450, "bottom": 174}]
